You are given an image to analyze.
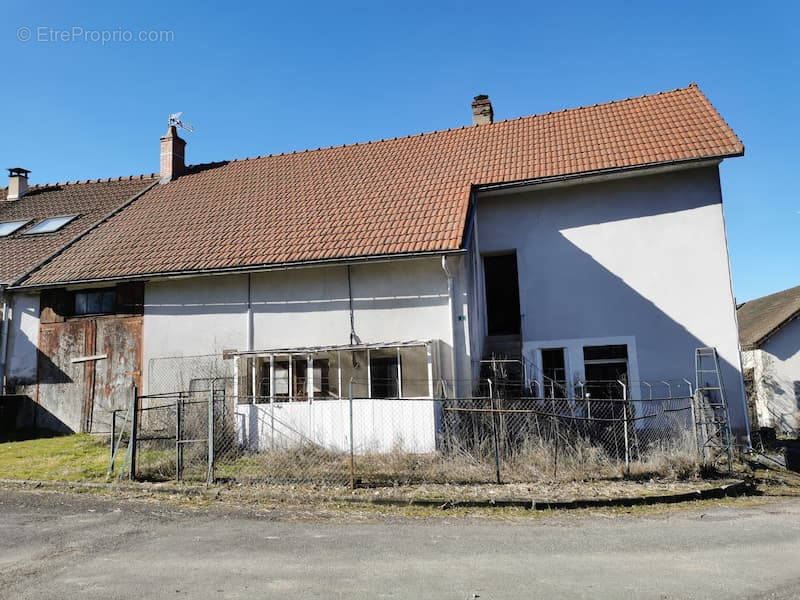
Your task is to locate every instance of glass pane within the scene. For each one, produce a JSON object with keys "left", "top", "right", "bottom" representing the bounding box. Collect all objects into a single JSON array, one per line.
[
  {"left": 274, "top": 359, "right": 290, "bottom": 397},
  {"left": 238, "top": 357, "right": 253, "bottom": 404},
  {"left": 101, "top": 290, "right": 115, "bottom": 313},
  {"left": 87, "top": 292, "right": 102, "bottom": 314},
  {"left": 400, "top": 346, "right": 429, "bottom": 397},
  {"left": 255, "top": 357, "right": 270, "bottom": 402},
  {"left": 292, "top": 357, "right": 308, "bottom": 399},
  {"left": 24, "top": 215, "right": 77, "bottom": 234},
  {"left": 312, "top": 351, "right": 339, "bottom": 398},
  {"left": 339, "top": 350, "right": 368, "bottom": 398},
  {"left": 74, "top": 292, "right": 88, "bottom": 315},
  {"left": 0, "top": 220, "right": 29, "bottom": 236}
]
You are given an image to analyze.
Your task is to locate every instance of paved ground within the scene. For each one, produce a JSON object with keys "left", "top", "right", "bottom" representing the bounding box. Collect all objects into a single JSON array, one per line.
[{"left": 1, "top": 488, "right": 799, "bottom": 599}]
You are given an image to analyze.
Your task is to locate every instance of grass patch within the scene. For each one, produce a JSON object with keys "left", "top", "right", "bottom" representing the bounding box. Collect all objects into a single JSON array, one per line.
[{"left": 0, "top": 433, "right": 119, "bottom": 482}]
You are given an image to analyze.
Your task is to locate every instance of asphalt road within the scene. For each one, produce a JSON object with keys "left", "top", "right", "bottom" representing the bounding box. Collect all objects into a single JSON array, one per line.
[{"left": 0, "top": 488, "right": 799, "bottom": 599}]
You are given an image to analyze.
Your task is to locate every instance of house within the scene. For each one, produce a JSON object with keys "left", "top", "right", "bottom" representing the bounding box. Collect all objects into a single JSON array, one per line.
[
  {"left": 1, "top": 84, "right": 750, "bottom": 449},
  {"left": 739, "top": 285, "right": 800, "bottom": 437},
  {"left": 0, "top": 171, "right": 157, "bottom": 431}
]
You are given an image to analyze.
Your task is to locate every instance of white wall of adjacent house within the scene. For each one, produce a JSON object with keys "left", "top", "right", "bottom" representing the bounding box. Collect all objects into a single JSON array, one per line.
[
  {"left": 476, "top": 165, "right": 749, "bottom": 438},
  {"left": 5, "top": 293, "right": 39, "bottom": 386},
  {"left": 742, "top": 318, "right": 800, "bottom": 436}
]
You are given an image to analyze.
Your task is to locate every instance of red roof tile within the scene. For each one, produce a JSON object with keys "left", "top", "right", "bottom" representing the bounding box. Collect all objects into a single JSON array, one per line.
[
  {"left": 18, "top": 84, "right": 742, "bottom": 286},
  {"left": 0, "top": 175, "right": 158, "bottom": 284}
]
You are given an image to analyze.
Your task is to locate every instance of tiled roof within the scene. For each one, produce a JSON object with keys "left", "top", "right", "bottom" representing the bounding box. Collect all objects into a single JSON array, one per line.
[
  {"left": 738, "top": 285, "right": 800, "bottom": 348},
  {"left": 18, "top": 84, "right": 743, "bottom": 286},
  {"left": 0, "top": 175, "right": 158, "bottom": 285}
]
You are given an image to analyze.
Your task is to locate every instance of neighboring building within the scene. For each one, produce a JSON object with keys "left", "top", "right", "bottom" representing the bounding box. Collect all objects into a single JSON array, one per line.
[
  {"left": 2, "top": 84, "right": 750, "bottom": 446},
  {"left": 0, "top": 172, "right": 157, "bottom": 431},
  {"left": 739, "top": 285, "right": 800, "bottom": 437}
]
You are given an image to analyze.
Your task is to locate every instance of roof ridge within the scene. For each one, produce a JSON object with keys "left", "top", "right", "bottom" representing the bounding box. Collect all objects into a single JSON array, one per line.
[
  {"left": 743, "top": 283, "right": 800, "bottom": 305},
  {"left": 184, "top": 84, "right": 701, "bottom": 169},
  {"left": 26, "top": 173, "right": 159, "bottom": 190}
]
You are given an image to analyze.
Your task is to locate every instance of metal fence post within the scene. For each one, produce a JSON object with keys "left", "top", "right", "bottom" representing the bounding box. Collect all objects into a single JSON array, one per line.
[
  {"left": 488, "top": 379, "right": 501, "bottom": 484},
  {"left": 207, "top": 391, "right": 215, "bottom": 485},
  {"left": 109, "top": 410, "right": 117, "bottom": 474},
  {"left": 348, "top": 378, "right": 355, "bottom": 490},
  {"left": 619, "top": 380, "right": 630, "bottom": 476},
  {"left": 175, "top": 395, "right": 183, "bottom": 481},
  {"left": 128, "top": 386, "right": 138, "bottom": 481}
]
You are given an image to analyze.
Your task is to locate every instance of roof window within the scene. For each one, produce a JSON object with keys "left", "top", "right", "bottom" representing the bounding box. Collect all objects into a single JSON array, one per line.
[
  {"left": 24, "top": 215, "right": 78, "bottom": 235},
  {"left": 0, "top": 219, "right": 30, "bottom": 236}
]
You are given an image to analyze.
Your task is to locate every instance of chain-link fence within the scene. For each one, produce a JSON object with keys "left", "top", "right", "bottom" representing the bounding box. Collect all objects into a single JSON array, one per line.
[{"left": 118, "top": 385, "right": 717, "bottom": 486}]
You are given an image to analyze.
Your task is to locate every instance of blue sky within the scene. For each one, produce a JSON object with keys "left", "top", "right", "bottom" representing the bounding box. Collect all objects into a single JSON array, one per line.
[{"left": 1, "top": 1, "right": 796, "bottom": 302}]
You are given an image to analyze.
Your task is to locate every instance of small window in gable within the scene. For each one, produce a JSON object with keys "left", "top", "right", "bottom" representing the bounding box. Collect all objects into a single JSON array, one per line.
[
  {"left": 24, "top": 215, "right": 78, "bottom": 235},
  {"left": 0, "top": 219, "right": 30, "bottom": 236}
]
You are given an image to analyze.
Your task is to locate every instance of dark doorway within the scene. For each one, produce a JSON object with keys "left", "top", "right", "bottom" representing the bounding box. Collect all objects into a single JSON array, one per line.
[{"left": 483, "top": 253, "right": 521, "bottom": 335}]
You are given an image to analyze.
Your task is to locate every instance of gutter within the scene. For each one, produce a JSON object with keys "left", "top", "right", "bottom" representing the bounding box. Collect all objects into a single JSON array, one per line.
[
  {"left": 0, "top": 291, "right": 9, "bottom": 393},
  {"left": 441, "top": 255, "right": 458, "bottom": 398},
  {"left": 9, "top": 248, "right": 466, "bottom": 291}
]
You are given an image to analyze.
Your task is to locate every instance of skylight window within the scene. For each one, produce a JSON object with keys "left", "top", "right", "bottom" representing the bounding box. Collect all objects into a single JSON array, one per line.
[
  {"left": 24, "top": 215, "right": 78, "bottom": 235},
  {"left": 0, "top": 219, "right": 30, "bottom": 237}
]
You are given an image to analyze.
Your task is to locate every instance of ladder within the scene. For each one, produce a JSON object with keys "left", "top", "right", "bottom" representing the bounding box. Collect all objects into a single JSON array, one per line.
[{"left": 693, "top": 347, "right": 734, "bottom": 470}]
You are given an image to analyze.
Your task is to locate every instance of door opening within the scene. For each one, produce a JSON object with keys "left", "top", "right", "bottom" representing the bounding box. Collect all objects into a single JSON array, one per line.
[{"left": 483, "top": 253, "right": 521, "bottom": 335}]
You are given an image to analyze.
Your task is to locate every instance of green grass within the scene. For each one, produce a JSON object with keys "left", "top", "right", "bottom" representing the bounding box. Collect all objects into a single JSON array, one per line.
[{"left": 0, "top": 434, "right": 119, "bottom": 482}]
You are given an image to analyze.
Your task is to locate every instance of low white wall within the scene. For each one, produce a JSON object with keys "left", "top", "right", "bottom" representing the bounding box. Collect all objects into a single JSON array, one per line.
[
  {"left": 477, "top": 166, "right": 747, "bottom": 436},
  {"left": 143, "top": 257, "right": 456, "bottom": 394},
  {"left": 234, "top": 399, "right": 439, "bottom": 453},
  {"left": 746, "top": 318, "right": 800, "bottom": 435}
]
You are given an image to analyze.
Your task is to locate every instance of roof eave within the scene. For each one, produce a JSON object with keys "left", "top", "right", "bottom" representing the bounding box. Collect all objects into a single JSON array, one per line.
[{"left": 8, "top": 248, "right": 467, "bottom": 291}]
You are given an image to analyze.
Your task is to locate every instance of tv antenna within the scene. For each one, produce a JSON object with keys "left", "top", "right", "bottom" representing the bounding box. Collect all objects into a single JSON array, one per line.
[{"left": 168, "top": 112, "right": 195, "bottom": 134}]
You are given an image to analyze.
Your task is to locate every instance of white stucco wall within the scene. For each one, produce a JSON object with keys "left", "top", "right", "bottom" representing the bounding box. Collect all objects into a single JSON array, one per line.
[
  {"left": 476, "top": 166, "right": 747, "bottom": 437},
  {"left": 744, "top": 317, "right": 800, "bottom": 435},
  {"left": 143, "top": 257, "right": 458, "bottom": 394},
  {"left": 5, "top": 293, "right": 39, "bottom": 385}
]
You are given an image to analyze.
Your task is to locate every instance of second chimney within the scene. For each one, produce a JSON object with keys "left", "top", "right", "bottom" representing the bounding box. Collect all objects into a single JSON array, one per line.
[
  {"left": 471, "top": 94, "right": 493, "bottom": 125},
  {"left": 160, "top": 125, "right": 186, "bottom": 182},
  {"left": 6, "top": 167, "right": 30, "bottom": 201}
]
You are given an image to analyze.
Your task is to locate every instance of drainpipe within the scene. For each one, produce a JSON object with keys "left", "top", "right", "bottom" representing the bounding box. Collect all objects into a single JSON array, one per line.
[
  {"left": 246, "top": 274, "right": 254, "bottom": 352},
  {"left": 0, "top": 294, "right": 9, "bottom": 393},
  {"left": 441, "top": 256, "right": 458, "bottom": 398}
]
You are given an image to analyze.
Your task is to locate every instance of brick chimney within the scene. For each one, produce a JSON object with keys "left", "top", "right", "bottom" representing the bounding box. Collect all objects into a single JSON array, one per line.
[
  {"left": 160, "top": 125, "right": 186, "bottom": 182},
  {"left": 6, "top": 167, "right": 30, "bottom": 201},
  {"left": 471, "top": 95, "right": 493, "bottom": 126}
]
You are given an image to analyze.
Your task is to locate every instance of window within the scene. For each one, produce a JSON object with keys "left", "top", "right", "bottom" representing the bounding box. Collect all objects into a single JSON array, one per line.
[
  {"left": 370, "top": 348, "right": 399, "bottom": 399},
  {"left": 74, "top": 289, "right": 115, "bottom": 315},
  {"left": 0, "top": 219, "right": 30, "bottom": 237},
  {"left": 400, "top": 346, "right": 429, "bottom": 398},
  {"left": 541, "top": 348, "right": 567, "bottom": 399},
  {"left": 24, "top": 215, "right": 78, "bottom": 234},
  {"left": 312, "top": 352, "right": 340, "bottom": 398},
  {"left": 583, "top": 344, "right": 628, "bottom": 399}
]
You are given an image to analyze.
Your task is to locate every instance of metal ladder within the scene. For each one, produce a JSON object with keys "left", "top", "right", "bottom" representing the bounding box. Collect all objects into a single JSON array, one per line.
[{"left": 694, "top": 347, "right": 733, "bottom": 470}]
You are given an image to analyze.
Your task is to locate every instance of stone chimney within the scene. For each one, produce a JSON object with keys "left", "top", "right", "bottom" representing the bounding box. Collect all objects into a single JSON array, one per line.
[
  {"left": 6, "top": 167, "right": 30, "bottom": 201},
  {"left": 471, "top": 95, "right": 493, "bottom": 125},
  {"left": 160, "top": 125, "right": 186, "bottom": 182}
]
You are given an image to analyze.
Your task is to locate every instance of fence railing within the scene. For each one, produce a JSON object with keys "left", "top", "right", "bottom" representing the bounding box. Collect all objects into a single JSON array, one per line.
[{"left": 112, "top": 381, "right": 722, "bottom": 486}]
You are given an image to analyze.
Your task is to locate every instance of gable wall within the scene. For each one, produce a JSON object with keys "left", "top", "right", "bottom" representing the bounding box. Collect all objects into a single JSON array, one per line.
[{"left": 476, "top": 165, "right": 748, "bottom": 438}]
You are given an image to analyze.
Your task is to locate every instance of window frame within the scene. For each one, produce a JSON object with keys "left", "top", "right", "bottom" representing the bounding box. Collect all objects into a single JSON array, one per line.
[{"left": 23, "top": 214, "right": 79, "bottom": 235}]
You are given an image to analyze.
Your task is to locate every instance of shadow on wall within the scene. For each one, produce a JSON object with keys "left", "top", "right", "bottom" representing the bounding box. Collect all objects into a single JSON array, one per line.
[
  {"left": 480, "top": 169, "right": 747, "bottom": 438},
  {"left": 5, "top": 320, "right": 75, "bottom": 434}
]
